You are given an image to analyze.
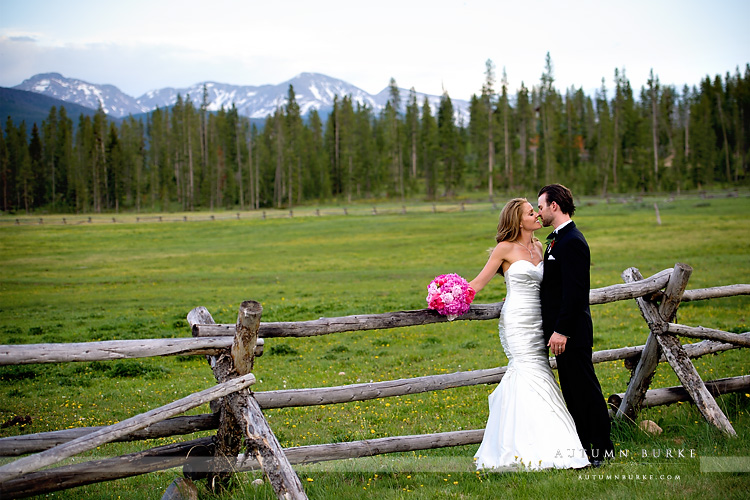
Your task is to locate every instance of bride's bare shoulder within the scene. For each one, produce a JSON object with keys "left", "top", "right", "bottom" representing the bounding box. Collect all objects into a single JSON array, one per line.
[{"left": 492, "top": 241, "right": 514, "bottom": 255}]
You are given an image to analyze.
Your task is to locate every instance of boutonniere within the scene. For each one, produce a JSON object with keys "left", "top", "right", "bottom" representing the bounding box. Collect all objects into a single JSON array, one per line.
[{"left": 545, "top": 232, "right": 556, "bottom": 252}]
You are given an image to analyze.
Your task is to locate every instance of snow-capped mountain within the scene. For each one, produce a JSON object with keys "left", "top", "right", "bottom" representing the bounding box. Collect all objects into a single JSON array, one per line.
[
  {"left": 13, "top": 72, "right": 469, "bottom": 122},
  {"left": 14, "top": 73, "right": 150, "bottom": 117},
  {"left": 136, "top": 73, "right": 383, "bottom": 119}
]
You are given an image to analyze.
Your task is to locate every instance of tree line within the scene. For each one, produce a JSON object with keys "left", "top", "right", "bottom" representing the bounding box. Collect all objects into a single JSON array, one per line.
[{"left": 2, "top": 55, "right": 748, "bottom": 214}]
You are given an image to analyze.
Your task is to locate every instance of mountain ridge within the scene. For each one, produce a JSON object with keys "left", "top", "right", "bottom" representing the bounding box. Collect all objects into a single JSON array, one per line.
[{"left": 13, "top": 72, "right": 470, "bottom": 122}]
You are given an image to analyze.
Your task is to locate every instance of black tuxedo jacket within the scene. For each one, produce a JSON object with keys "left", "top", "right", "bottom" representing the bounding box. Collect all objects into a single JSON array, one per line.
[{"left": 540, "top": 221, "right": 593, "bottom": 348}]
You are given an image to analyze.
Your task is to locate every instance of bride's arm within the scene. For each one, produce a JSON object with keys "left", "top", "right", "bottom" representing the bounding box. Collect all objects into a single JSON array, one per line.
[{"left": 468, "top": 243, "right": 509, "bottom": 294}]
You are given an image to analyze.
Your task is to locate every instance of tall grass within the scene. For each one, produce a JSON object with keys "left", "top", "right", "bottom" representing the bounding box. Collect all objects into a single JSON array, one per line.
[{"left": 1, "top": 194, "right": 749, "bottom": 499}]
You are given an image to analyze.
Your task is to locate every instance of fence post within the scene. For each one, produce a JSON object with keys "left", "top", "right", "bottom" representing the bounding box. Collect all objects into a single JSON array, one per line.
[
  {"left": 616, "top": 265, "right": 683, "bottom": 420},
  {"left": 187, "top": 306, "right": 308, "bottom": 499},
  {"left": 616, "top": 264, "right": 736, "bottom": 436},
  {"left": 232, "top": 301, "right": 262, "bottom": 375}
]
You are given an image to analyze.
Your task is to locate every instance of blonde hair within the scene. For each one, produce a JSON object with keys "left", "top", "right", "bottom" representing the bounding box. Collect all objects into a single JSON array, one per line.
[
  {"left": 495, "top": 198, "right": 530, "bottom": 244},
  {"left": 494, "top": 198, "right": 539, "bottom": 276}
]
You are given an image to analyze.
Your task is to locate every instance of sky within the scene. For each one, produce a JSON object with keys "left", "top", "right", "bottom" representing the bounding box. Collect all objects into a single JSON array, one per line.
[{"left": 0, "top": 0, "right": 748, "bottom": 101}]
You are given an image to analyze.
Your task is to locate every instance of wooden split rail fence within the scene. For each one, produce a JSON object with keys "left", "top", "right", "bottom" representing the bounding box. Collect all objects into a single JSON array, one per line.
[{"left": 0, "top": 264, "right": 748, "bottom": 499}]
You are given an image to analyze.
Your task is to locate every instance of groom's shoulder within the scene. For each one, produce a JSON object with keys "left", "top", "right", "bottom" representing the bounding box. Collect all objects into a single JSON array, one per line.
[
  {"left": 560, "top": 224, "right": 589, "bottom": 249},
  {"left": 569, "top": 226, "right": 587, "bottom": 242}
]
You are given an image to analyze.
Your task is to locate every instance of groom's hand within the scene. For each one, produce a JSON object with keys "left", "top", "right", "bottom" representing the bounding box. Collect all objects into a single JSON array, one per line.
[{"left": 548, "top": 332, "right": 568, "bottom": 356}]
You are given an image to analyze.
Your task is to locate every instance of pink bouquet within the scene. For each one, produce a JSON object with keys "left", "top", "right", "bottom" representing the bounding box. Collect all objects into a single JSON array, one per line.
[{"left": 426, "top": 273, "right": 476, "bottom": 320}]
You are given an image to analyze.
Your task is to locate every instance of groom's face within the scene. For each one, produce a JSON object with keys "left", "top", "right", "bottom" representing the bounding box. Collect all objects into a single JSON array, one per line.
[{"left": 537, "top": 194, "right": 554, "bottom": 227}]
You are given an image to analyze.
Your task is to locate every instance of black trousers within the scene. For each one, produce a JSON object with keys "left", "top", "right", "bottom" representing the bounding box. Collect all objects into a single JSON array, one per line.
[{"left": 555, "top": 345, "right": 615, "bottom": 459}]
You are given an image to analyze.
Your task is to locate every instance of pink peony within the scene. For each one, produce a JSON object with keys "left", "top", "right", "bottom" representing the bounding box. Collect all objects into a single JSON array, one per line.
[{"left": 426, "top": 273, "right": 475, "bottom": 320}]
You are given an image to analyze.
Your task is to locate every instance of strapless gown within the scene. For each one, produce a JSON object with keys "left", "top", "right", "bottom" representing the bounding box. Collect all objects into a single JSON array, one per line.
[{"left": 474, "top": 260, "right": 590, "bottom": 470}]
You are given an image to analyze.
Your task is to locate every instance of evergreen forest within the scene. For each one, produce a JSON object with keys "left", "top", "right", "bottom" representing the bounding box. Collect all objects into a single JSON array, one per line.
[{"left": 2, "top": 55, "right": 749, "bottom": 214}]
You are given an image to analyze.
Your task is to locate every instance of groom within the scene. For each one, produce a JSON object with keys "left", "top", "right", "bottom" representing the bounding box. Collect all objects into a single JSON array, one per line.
[{"left": 537, "top": 184, "right": 614, "bottom": 466}]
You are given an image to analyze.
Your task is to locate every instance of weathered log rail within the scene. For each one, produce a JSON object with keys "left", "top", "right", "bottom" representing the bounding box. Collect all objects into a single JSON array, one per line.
[
  {"left": 0, "top": 265, "right": 748, "bottom": 499},
  {"left": 3, "top": 333, "right": 747, "bottom": 458},
  {"left": 0, "top": 374, "right": 256, "bottom": 484},
  {"left": 2, "top": 280, "right": 745, "bottom": 366},
  {"left": 194, "top": 269, "right": 679, "bottom": 338}
]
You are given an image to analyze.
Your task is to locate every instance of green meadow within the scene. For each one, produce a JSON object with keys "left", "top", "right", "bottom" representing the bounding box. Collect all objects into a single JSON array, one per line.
[{"left": 1, "top": 193, "right": 749, "bottom": 499}]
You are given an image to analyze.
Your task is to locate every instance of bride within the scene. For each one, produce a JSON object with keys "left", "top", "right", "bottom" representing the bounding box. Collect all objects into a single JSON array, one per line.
[{"left": 468, "top": 198, "right": 590, "bottom": 470}]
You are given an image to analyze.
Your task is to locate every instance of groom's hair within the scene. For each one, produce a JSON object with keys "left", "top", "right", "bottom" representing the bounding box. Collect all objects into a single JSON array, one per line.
[{"left": 538, "top": 184, "right": 576, "bottom": 216}]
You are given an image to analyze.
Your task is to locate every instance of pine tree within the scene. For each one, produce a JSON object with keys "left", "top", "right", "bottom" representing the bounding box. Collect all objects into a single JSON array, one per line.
[
  {"left": 16, "top": 123, "right": 32, "bottom": 212},
  {"left": 325, "top": 97, "right": 341, "bottom": 198},
  {"left": 91, "top": 107, "right": 109, "bottom": 212},
  {"left": 595, "top": 78, "right": 613, "bottom": 194},
  {"left": 338, "top": 96, "right": 356, "bottom": 202},
  {"left": 119, "top": 116, "right": 146, "bottom": 211},
  {"left": 713, "top": 75, "right": 732, "bottom": 182},
  {"left": 172, "top": 95, "right": 185, "bottom": 209},
  {"left": 515, "top": 82, "right": 532, "bottom": 187},
  {"left": 306, "top": 110, "right": 327, "bottom": 201},
  {"left": 387, "top": 78, "right": 404, "bottom": 198},
  {"left": 284, "top": 85, "right": 303, "bottom": 206},
  {"left": 420, "top": 97, "right": 438, "bottom": 199},
  {"left": 729, "top": 65, "right": 749, "bottom": 182},
  {"left": 3, "top": 118, "right": 19, "bottom": 211},
  {"left": 105, "top": 121, "right": 123, "bottom": 212},
  {"left": 354, "top": 102, "right": 376, "bottom": 197},
  {"left": 648, "top": 69, "right": 661, "bottom": 185},
  {"left": 200, "top": 84, "right": 210, "bottom": 206},
  {"left": 54, "top": 107, "right": 74, "bottom": 210},
  {"left": 29, "top": 123, "right": 44, "bottom": 208},
  {"left": 540, "top": 53, "right": 557, "bottom": 184},
  {"left": 689, "top": 78, "right": 716, "bottom": 187},
  {"left": 659, "top": 84, "right": 678, "bottom": 189},
  {"left": 619, "top": 75, "right": 641, "bottom": 190},
  {"left": 438, "top": 91, "right": 462, "bottom": 196},
  {"left": 482, "top": 59, "right": 496, "bottom": 197},
  {"left": 147, "top": 107, "right": 168, "bottom": 210},
  {"left": 563, "top": 87, "right": 575, "bottom": 178},
  {"left": 673, "top": 85, "right": 692, "bottom": 192},
  {"left": 42, "top": 107, "right": 59, "bottom": 208},
  {"left": 500, "top": 67, "right": 512, "bottom": 188},
  {"left": 611, "top": 69, "right": 626, "bottom": 190},
  {"left": 185, "top": 97, "right": 198, "bottom": 210},
  {"left": 405, "top": 88, "right": 420, "bottom": 182},
  {"left": 468, "top": 94, "right": 486, "bottom": 189},
  {"left": 270, "top": 108, "right": 284, "bottom": 208},
  {"left": 248, "top": 123, "right": 258, "bottom": 209},
  {"left": 0, "top": 121, "right": 8, "bottom": 211}
]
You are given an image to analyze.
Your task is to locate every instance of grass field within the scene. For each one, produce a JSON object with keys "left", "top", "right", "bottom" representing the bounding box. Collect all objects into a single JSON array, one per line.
[{"left": 1, "top": 193, "right": 749, "bottom": 499}]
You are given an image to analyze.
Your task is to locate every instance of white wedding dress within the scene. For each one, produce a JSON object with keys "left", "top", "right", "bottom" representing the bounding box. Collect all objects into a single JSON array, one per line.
[{"left": 474, "top": 260, "right": 590, "bottom": 470}]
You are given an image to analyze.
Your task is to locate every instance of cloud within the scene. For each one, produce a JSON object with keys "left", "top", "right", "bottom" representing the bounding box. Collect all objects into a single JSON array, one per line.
[
  {"left": 0, "top": 36, "right": 269, "bottom": 96},
  {"left": 1, "top": 0, "right": 748, "bottom": 100},
  {"left": 9, "top": 35, "right": 37, "bottom": 43}
]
